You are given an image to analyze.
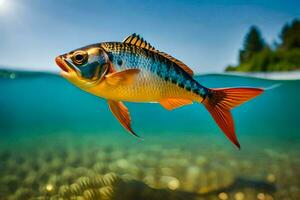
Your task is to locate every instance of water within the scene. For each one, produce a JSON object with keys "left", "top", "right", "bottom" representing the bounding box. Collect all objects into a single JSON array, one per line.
[{"left": 0, "top": 70, "right": 299, "bottom": 199}]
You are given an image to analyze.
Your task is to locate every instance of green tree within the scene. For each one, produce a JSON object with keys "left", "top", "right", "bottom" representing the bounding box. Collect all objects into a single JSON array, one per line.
[
  {"left": 226, "top": 19, "right": 300, "bottom": 72},
  {"left": 239, "top": 26, "right": 265, "bottom": 63},
  {"left": 279, "top": 19, "right": 300, "bottom": 50}
]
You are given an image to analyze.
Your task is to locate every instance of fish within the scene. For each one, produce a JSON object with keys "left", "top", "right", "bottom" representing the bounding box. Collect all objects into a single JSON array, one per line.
[{"left": 55, "top": 33, "right": 263, "bottom": 148}]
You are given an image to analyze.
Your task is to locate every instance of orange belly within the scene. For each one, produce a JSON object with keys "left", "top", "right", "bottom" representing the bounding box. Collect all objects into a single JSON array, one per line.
[{"left": 87, "top": 71, "right": 202, "bottom": 103}]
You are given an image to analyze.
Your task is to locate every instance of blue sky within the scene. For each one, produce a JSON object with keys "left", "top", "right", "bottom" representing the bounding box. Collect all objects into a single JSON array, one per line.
[{"left": 0, "top": 0, "right": 299, "bottom": 73}]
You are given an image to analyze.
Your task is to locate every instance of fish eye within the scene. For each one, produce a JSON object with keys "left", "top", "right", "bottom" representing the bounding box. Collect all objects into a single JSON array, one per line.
[
  {"left": 75, "top": 54, "right": 84, "bottom": 61},
  {"left": 71, "top": 51, "right": 88, "bottom": 65}
]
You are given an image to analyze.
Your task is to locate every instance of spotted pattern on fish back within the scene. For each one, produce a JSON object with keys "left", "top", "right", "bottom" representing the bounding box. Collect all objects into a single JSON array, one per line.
[{"left": 100, "top": 42, "right": 207, "bottom": 98}]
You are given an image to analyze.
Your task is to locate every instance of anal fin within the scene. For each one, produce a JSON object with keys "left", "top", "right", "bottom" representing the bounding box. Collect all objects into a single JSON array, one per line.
[{"left": 159, "top": 98, "right": 193, "bottom": 110}]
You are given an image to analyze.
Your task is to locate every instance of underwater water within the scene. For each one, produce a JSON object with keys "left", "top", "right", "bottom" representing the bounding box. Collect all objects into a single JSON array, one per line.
[{"left": 0, "top": 70, "right": 299, "bottom": 200}]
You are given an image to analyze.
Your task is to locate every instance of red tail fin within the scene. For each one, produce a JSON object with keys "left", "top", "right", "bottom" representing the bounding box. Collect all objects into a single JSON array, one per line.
[{"left": 203, "top": 87, "right": 264, "bottom": 149}]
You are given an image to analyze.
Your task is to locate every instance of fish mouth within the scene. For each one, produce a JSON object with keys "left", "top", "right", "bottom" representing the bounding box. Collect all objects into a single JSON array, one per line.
[{"left": 55, "top": 56, "right": 69, "bottom": 72}]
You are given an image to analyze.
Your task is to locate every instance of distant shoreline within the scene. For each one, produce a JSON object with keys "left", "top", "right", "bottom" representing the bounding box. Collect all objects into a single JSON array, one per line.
[{"left": 215, "top": 71, "right": 300, "bottom": 80}]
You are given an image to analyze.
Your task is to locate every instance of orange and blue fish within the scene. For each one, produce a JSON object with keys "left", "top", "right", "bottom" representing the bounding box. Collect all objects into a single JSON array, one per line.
[{"left": 55, "top": 33, "right": 263, "bottom": 148}]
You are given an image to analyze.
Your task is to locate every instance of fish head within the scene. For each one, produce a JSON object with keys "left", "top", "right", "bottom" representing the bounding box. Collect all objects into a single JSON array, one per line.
[{"left": 55, "top": 44, "right": 110, "bottom": 88}]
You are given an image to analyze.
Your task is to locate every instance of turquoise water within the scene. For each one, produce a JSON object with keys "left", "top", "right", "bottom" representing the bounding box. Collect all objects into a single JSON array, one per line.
[
  {"left": 0, "top": 70, "right": 299, "bottom": 199},
  {"left": 1, "top": 71, "right": 299, "bottom": 137}
]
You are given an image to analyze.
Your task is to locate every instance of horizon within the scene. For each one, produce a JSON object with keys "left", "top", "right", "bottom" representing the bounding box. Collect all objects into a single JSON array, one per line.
[{"left": 0, "top": 0, "right": 300, "bottom": 73}]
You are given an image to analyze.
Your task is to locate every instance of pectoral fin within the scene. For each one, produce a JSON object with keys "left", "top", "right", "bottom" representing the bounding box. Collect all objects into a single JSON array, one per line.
[
  {"left": 107, "top": 100, "right": 140, "bottom": 138},
  {"left": 105, "top": 69, "right": 140, "bottom": 86},
  {"left": 159, "top": 98, "right": 193, "bottom": 110}
]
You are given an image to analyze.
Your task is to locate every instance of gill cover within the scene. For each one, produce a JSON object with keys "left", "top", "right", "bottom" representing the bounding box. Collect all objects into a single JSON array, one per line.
[
  {"left": 73, "top": 47, "right": 110, "bottom": 81},
  {"left": 57, "top": 46, "right": 111, "bottom": 85}
]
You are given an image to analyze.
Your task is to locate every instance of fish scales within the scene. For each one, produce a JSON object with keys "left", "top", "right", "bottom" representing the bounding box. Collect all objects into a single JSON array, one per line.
[{"left": 101, "top": 42, "right": 207, "bottom": 99}]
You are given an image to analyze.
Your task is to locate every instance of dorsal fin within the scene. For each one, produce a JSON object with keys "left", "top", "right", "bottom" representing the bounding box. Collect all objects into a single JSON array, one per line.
[
  {"left": 123, "top": 33, "right": 194, "bottom": 76},
  {"left": 123, "top": 33, "right": 155, "bottom": 51}
]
